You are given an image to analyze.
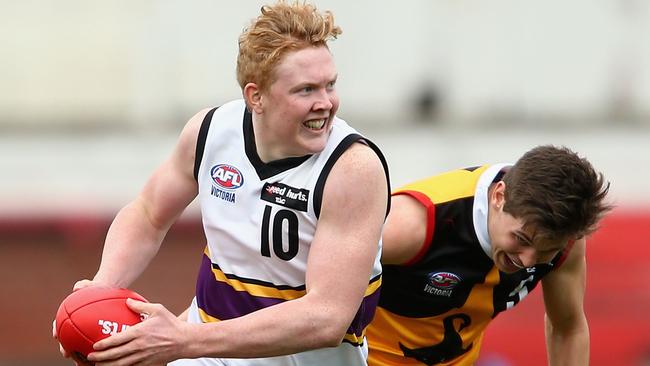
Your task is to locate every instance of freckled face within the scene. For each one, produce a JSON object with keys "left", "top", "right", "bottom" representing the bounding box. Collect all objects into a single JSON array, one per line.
[{"left": 255, "top": 46, "right": 339, "bottom": 161}]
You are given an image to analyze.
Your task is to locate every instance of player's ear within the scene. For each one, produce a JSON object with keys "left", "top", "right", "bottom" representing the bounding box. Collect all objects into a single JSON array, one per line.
[
  {"left": 243, "top": 83, "right": 263, "bottom": 114},
  {"left": 491, "top": 181, "right": 506, "bottom": 210}
]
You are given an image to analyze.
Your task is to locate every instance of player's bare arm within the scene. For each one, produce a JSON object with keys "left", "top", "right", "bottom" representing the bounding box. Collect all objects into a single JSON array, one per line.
[
  {"left": 54, "top": 109, "right": 210, "bottom": 360},
  {"left": 142, "top": 141, "right": 387, "bottom": 359},
  {"left": 302, "top": 142, "right": 388, "bottom": 344},
  {"left": 381, "top": 194, "right": 428, "bottom": 265},
  {"left": 91, "top": 108, "right": 208, "bottom": 287},
  {"left": 542, "top": 237, "right": 589, "bottom": 366}
]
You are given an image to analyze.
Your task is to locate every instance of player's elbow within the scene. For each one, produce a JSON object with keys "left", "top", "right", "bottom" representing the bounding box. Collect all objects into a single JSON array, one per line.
[
  {"left": 545, "top": 311, "right": 589, "bottom": 337},
  {"left": 312, "top": 323, "right": 348, "bottom": 348},
  {"left": 309, "top": 311, "right": 353, "bottom": 348}
]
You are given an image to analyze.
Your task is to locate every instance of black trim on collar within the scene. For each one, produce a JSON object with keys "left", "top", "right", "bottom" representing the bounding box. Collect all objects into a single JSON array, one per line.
[
  {"left": 312, "top": 135, "right": 391, "bottom": 219},
  {"left": 365, "top": 137, "right": 392, "bottom": 218},
  {"left": 312, "top": 133, "right": 392, "bottom": 219},
  {"left": 243, "top": 108, "right": 312, "bottom": 181},
  {"left": 313, "top": 134, "right": 362, "bottom": 217},
  {"left": 492, "top": 170, "right": 506, "bottom": 183},
  {"left": 193, "top": 107, "right": 218, "bottom": 181}
]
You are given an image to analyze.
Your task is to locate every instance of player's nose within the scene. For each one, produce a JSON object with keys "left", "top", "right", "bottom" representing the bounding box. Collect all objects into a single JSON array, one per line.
[
  {"left": 519, "top": 247, "right": 538, "bottom": 268},
  {"left": 313, "top": 89, "right": 333, "bottom": 111}
]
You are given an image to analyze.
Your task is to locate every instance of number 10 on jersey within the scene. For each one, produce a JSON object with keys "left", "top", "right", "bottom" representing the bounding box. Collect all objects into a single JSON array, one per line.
[{"left": 261, "top": 205, "right": 299, "bottom": 261}]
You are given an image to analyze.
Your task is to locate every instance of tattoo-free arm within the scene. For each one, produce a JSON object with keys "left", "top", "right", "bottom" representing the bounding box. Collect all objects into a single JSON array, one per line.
[{"left": 542, "top": 238, "right": 589, "bottom": 366}]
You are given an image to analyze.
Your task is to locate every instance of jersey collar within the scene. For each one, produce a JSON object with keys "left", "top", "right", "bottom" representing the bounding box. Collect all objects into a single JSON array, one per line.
[
  {"left": 243, "top": 107, "right": 312, "bottom": 180},
  {"left": 472, "top": 163, "right": 512, "bottom": 259}
]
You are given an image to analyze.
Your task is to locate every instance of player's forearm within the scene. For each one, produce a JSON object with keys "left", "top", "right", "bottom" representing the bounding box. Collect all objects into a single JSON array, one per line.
[
  {"left": 183, "top": 295, "right": 354, "bottom": 359},
  {"left": 93, "top": 201, "right": 168, "bottom": 287},
  {"left": 545, "top": 316, "right": 590, "bottom": 366},
  {"left": 546, "top": 333, "right": 589, "bottom": 366}
]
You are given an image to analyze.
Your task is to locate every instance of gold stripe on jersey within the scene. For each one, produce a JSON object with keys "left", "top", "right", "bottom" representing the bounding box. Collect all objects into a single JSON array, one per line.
[
  {"left": 342, "top": 274, "right": 383, "bottom": 346},
  {"left": 202, "top": 247, "right": 382, "bottom": 347},
  {"left": 198, "top": 307, "right": 222, "bottom": 323},
  {"left": 395, "top": 166, "right": 490, "bottom": 204},
  {"left": 204, "top": 245, "right": 306, "bottom": 300},
  {"left": 205, "top": 247, "right": 382, "bottom": 300},
  {"left": 209, "top": 263, "right": 307, "bottom": 300},
  {"left": 365, "top": 274, "right": 382, "bottom": 296},
  {"left": 343, "top": 330, "right": 367, "bottom": 347}
]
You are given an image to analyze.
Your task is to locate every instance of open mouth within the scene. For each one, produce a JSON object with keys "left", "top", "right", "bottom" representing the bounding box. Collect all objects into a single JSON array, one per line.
[
  {"left": 303, "top": 119, "right": 326, "bottom": 130},
  {"left": 504, "top": 254, "right": 525, "bottom": 272}
]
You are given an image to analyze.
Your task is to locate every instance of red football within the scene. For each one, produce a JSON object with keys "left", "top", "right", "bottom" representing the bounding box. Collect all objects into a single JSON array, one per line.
[{"left": 55, "top": 286, "right": 148, "bottom": 361}]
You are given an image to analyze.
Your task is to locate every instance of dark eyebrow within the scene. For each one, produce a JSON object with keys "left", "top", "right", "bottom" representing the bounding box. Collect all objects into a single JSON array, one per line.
[
  {"left": 514, "top": 230, "right": 533, "bottom": 245},
  {"left": 532, "top": 237, "right": 566, "bottom": 254}
]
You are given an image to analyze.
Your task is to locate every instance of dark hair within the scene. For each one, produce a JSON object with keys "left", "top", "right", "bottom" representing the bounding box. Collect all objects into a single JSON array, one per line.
[{"left": 502, "top": 145, "right": 612, "bottom": 243}]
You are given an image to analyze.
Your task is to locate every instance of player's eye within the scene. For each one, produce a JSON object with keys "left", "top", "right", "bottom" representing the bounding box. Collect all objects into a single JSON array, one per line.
[{"left": 514, "top": 233, "right": 531, "bottom": 246}]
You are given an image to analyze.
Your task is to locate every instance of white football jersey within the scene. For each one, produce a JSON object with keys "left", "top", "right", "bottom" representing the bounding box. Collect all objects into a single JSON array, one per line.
[{"left": 171, "top": 99, "right": 387, "bottom": 366}]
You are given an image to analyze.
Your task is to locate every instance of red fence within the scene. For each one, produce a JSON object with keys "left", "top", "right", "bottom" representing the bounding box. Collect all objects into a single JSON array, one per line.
[{"left": 0, "top": 208, "right": 648, "bottom": 365}]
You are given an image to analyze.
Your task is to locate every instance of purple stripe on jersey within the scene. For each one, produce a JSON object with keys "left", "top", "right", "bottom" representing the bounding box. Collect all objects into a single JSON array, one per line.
[
  {"left": 196, "top": 253, "right": 382, "bottom": 338},
  {"left": 346, "top": 285, "right": 381, "bottom": 337},
  {"left": 195, "top": 254, "right": 286, "bottom": 320}
]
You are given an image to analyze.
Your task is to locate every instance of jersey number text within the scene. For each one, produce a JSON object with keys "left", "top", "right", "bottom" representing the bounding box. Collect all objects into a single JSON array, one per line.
[{"left": 261, "top": 205, "right": 299, "bottom": 260}]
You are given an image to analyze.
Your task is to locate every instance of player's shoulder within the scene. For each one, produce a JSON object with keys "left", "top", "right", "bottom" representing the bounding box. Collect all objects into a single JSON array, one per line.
[
  {"left": 182, "top": 99, "right": 245, "bottom": 139},
  {"left": 336, "top": 140, "right": 386, "bottom": 177},
  {"left": 325, "top": 141, "right": 388, "bottom": 211},
  {"left": 396, "top": 165, "right": 493, "bottom": 204},
  {"left": 401, "top": 165, "right": 487, "bottom": 188}
]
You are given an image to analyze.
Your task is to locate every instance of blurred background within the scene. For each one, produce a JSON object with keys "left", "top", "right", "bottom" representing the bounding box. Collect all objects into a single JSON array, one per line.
[{"left": 1, "top": 1, "right": 649, "bottom": 365}]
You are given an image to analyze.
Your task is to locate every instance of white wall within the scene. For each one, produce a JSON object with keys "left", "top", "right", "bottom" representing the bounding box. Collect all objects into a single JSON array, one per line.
[
  {"left": 1, "top": 127, "right": 647, "bottom": 217},
  {"left": 1, "top": 0, "right": 649, "bottom": 129},
  {"left": 1, "top": 1, "right": 648, "bottom": 215}
]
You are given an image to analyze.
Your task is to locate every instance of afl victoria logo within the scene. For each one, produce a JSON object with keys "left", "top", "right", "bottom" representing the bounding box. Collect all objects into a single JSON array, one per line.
[
  {"left": 211, "top": 164, "right": 244, "bottom": 189},
  {"left": 427, "top": 272, "right": 461, "bottom": 290}
]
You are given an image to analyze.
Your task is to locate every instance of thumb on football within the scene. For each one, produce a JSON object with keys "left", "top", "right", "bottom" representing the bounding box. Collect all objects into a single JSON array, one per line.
[
  {"left": 126, "top": 297, "right": 155, "bottom": 319},
  {"left": 72, "top": 279, "right": 94, "bottom": 291}
]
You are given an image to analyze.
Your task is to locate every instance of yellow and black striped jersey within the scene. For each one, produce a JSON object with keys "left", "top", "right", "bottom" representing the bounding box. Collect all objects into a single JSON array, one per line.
[{"left": 367, "top": 164, "right": 572, "bottom": 366}]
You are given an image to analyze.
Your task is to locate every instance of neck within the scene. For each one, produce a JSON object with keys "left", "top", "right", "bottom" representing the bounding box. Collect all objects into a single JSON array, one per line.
[{"left": 251, "top": 113, "right": 295, "bottom": 163}]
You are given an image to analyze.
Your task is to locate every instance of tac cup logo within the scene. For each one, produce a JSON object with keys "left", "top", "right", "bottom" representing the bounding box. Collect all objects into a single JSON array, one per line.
[{"left": 427, "top": 271, "right": 461, "bottom": 290}]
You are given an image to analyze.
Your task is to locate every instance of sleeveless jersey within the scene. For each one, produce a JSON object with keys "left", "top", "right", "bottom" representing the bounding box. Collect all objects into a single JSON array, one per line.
[
  {"left": 179, "top": 99, "right": 387, "bottom": 366},
  {"left": 366, "top": 164, "right": 572, "bottom": 366}
]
